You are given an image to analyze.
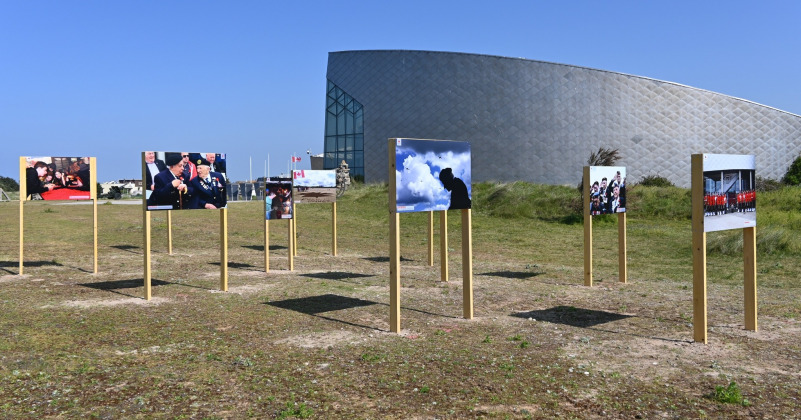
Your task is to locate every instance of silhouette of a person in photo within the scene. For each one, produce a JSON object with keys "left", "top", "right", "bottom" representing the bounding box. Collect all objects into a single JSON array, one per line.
[{"left": 438, "top": 167, "right": 471, "bottom": 210}]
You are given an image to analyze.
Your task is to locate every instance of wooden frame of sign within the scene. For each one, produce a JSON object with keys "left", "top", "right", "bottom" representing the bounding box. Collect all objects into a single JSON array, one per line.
[
  {"left": 18, "top": 156, "right": 98, "bottom": 275},
  {"left": 388, "top": 138, "right": 473, "bottom": 333},
  {"left": 291, "top": 201, "right": 338, "bottom": 257},
  {"left": 691, "top": 154, "right": 757, "bottom": 343},
  {"left": 263, "top": 185, "right": 294, "bottom": 272},
  {"left": 141, "top": 152, "right": 228, "bottom": 300},
  {"left": 582, "top": 166, "right": 627, "bottom": 286}
]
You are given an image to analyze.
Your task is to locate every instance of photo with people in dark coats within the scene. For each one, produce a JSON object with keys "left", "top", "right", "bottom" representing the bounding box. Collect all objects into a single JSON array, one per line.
[
  {"left": 588, "top": 166, "right": 626, "bottom": 216},
  {"left": 144, "top": 151, "right": 227, "bottom": 211},
  {"left": 22, "top": 156, "right": 93, "bottom": 200}
]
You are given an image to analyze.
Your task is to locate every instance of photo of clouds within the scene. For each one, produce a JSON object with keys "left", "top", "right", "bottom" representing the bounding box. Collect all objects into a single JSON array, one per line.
[{"left": 395, "top": 138, "right": 471, "bottom": 213}]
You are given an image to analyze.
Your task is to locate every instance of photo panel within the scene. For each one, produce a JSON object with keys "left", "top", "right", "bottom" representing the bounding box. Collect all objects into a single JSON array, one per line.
[
  {"left": 702, "top": 154, "right": 756, "bottom": 232},
  {"left": 143, "top": 151, "right": 227, "bottom": 211},
  {"left": 395, "top": 138, "right": 472, "bottom": 213},
  {"left": 22, "top": 156, "right": 93, "bottom": 200},
  {"left": 588, "top": 166, "right": 627, "bottom": 216},
  {"left": 264, "top": 178, "right": 293, "bottom": 220},
  {"left": 292, "top": 169, "right": 337, "bottom": 203}
]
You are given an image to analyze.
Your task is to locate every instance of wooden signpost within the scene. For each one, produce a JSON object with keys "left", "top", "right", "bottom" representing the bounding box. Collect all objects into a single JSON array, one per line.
[
  {"left": 19, "top": 156, "right": 98, "bottom": 275},
  {"left": 263, "top": 183, "right": 294, "bottom": 272},
  {"left": 583, "top": 166, "right": 627, "bottom": 287},
  {"left": 388, "top": 138, "right": 474, "bottom": 333},
  {"left": 691, "top": 154, "right": 757, "bottom": 343},
  {"left": 141, "top": 152, "right": 228, "bottom": 300}
]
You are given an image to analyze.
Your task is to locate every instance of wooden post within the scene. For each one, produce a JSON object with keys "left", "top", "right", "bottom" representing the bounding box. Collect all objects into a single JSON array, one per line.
[
  {"left": 293, "top": 203, "right": 298, "bottom": 256},
  {"left": 142, "top": 152, "right": 152, "bottom": 300},
  {"left": 332, "top": 202, "right": 337, "bottom": 256},
  {"left": 427, "top": 211, "right": 434, "bottom": 266},
  {"left": 91, "top": 157, "right": 98, "bottom": 274},
  {"left": 220, "top": 207, "right": 228, "bottom": 291},
  {"left": 288, "top": 218, "right": 294, "bottom": 271},
  {"left": 744, "top": 226, "right": 757, "bottom": 331},
  {"left": 440, "top": 210, "right": 448, "bottom": 282},
  {"left": 167, "top": 210, "right": 173, "bottom": 255},
  {"left": 264, "top": 195, "right": 270, "bottom": 272},
  {"left": 462, "top": 209, "right": 473, "bottom": 319},
  {"left": 583, "top": 166, "right": 592, "bottom": 287},
  {"left": 618, "top": 212, "right": 627, "bottom": 283},
  {"left": 19, "top": 157, "right": 26, "bottom": 275},
  {"left": 388, "top": 138, "right": 401, "bottom": 333},
  {"left": 390, "top": 211, "right": 401, "bottom": 332},
  {"left": 691, "top": 154, "right": 708, "bottom": 343}
]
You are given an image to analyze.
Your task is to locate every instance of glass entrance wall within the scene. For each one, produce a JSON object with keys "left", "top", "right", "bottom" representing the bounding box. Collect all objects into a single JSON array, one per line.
[{"left": 324, "top": 80, "right": 364, "bottom": 180}]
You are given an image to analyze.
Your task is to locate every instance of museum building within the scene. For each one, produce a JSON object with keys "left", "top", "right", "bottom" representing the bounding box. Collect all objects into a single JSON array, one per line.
[{"left": 323, "top": 50, "right": 801, "bottom": 187}]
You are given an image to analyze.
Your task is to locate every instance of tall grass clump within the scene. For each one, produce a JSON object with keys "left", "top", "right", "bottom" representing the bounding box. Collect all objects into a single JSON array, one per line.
[
  {"left": 626, "top": 185, "right": 691, "bottom": 220},
  {"left": 472, "top": 182, "right": 579, "bottom": 222}
]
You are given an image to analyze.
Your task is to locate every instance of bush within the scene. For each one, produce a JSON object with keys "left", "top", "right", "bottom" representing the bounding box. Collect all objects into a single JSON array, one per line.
[
  {"left": 637, "top": 174, "right": 674, "bottom": 188},
  {"left": 756, "top": 176, "right": 783, "bottom": 192},
  {"left": 783, "top": 155, "right": 801, "bottom": 185},
  {"left": 0, "top": 176, "right": 19, "bottom": 192}
]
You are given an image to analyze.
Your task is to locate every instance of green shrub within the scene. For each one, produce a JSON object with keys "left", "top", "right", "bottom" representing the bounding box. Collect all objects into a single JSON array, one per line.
[
  {"left": 637, "top": 174, "right": 674, "bottom": 188},
  {"left": 710, "top": 381, "right": 750, "bottom": 406},
  {"left": 783, "top": 155, "right": 801, "bottom": 185}
]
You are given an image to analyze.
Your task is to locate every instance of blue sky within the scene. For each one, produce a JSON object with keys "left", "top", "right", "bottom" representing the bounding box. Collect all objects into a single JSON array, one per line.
[{"left": 2, "top": 1, "right": 800, "bottom": 183}]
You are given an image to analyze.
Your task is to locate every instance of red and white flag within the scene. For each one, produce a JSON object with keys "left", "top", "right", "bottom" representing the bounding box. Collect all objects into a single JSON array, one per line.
[{"left": 291, "top": 156, "right": 301, "bottom": 162}]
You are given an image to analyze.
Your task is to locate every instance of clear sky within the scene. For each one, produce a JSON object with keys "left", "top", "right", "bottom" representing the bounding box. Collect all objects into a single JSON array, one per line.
[{"left": 2, "top": 1, "right": 799, "bottom": 183}]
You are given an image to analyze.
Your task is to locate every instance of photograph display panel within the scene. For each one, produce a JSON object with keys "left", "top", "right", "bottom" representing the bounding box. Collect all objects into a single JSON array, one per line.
[
  {"left": 292, "top": 170, "right": 337, "bottom": 203},
  {"left": 144, "top": 151, "right": 227, "bottom": 211},
  {"left": 22, "top": 156, "right": 93, "bottom": 200},
  {"left": 395, "top": 138, "right": 472, "bottom": 213},
  {"left": 702, "top": 154, "right": 756, "bottom": 232},
  {"left": 588, "top": 166, "right": 627, "bottom": 215},
  {"left": 265, "top": 178, "right": 293, "bottom": 220}
]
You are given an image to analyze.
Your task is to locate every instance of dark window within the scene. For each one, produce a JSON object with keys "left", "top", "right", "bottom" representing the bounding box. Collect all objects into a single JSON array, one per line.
[{"left": 323, "top": 80, "right": 364, "bottom": 178}]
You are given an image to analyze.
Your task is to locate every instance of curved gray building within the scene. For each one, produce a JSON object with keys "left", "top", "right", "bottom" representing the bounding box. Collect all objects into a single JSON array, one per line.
[{"left": 324, "top": 50, "right": 801, "bottom": 186}]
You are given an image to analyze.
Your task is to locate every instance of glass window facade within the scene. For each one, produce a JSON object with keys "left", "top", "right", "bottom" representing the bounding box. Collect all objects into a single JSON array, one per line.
[{"left": 324, "top": 80, "right": 364, "bottom": 180}]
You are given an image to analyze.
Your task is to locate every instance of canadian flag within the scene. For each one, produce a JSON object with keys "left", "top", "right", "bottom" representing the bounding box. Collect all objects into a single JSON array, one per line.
[{"left": 291, "top": 156, "right": 301, "bottom": 162}]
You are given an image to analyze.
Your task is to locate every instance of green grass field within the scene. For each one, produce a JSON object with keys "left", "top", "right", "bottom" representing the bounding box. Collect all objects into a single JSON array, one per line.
[{"left": 1, "top": 183, "right": 800, "bottom": 418}]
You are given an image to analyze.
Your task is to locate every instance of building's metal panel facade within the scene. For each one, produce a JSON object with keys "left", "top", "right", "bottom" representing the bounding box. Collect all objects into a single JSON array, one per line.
[{"left": 326, "top": 50, "right": 801, "bottom": 187}]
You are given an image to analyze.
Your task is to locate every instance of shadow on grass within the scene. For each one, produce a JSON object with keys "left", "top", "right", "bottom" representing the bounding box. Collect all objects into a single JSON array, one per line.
[
  {"left": 209, "top": 261, "right": 260, "bottom": 271},
  {"left": 80, "top": 277, "right": 215, "bottom": 298},
  {"left": 480, "top": 271, "right": 544, "bottom": 279},
  {"left": 267, "top": 293, "right": 383, "bottom": 331},
  {"left": 513, "top": 306, "right": 690, "bottom": 343},
  {"left": 299, "top": 271, "right": 375, "bottom": 280},
  {"left": 0, "top": 260, "right": 63, "bottom": 275},
  {"left": 512, "top": 306, "right": 631, "bottom": 328},
  {"left": 110, "top": 244, "right": 140, "bottom": 254},
  {"left": 79, "top": 278, "right": 171, "bottom": 298},
  {"left": 363, "top": 256, "right": 414, "bottom": 263},
  {"left": 242, "top": 244, "right": 287, "bottom": 251}
]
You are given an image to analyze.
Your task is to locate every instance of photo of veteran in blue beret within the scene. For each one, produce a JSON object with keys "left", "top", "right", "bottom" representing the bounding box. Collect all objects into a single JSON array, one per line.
[
  {"left": 146, "top": 152, "right": 193, "bottom": 210},
  {"left": 188, "top": 156, "right": 227, "bottom": 209}
]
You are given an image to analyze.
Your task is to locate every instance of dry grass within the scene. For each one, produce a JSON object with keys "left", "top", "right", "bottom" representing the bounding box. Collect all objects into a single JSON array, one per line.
[{"left": 1, "top": 184, "right": 800, "bottom": 418}]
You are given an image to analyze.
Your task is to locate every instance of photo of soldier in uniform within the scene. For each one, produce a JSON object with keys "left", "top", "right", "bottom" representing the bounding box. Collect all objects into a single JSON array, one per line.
[
  {"left": 144, "top": 151, "right": 227, "bottom": 211},
  {"left": 702, "top": 154, "right": 756, "bottom": 232},
  {"left": 394, "top": 138, "right": 471, "bottom": 213},
  {"left": 22, "top": 156, "right": 93, "bottom": 200},
  {"left": 588, "top": 166, "right": 626, "bottom": 215}
]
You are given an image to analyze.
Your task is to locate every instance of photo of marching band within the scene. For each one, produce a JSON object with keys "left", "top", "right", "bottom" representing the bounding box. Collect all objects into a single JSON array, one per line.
[{"left": 701, "top": 154, "right": 756, "bottom": 232}]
